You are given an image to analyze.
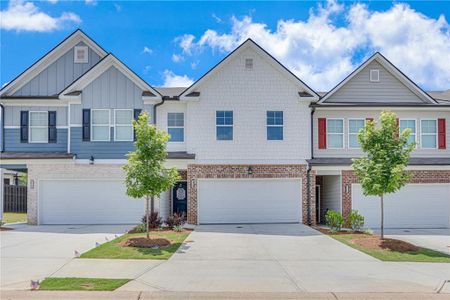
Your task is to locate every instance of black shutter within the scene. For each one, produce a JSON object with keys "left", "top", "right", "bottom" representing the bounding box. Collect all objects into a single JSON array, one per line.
[
  {"left": 20, "top": 111, "right": 28, "bottom": 143},
  {"left": 48, "top": 111, "right": 57, "bottom": 143},
  {"left": 82, "top": 109, "right": 91, "bottom": 141},
  {"left": 133, "top": 109, "right": 142, "bottom": 141}
]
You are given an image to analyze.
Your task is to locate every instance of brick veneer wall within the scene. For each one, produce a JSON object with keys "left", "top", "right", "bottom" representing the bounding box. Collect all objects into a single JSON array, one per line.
[
  {"left": 186, "top": 164, "right": 315, "bottom": 225},
  {"left": 341, "top": 170, "right": 450, "bottom": 221}
]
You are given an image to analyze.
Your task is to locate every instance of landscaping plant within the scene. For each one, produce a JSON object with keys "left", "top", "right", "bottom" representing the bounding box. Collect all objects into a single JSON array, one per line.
[
  {"left": 167, "top": 212, "right": 185, "bottom": 229},
  {"left": 325, "top": 210, "right": 344, "bottom": 232},
  {"left": 173, "top": 225, "right": 184, "bottom": 232},
  {"left": 348, "top": 210, "right": 365, "bottom": 232},
  {"left": 141, "top": 212, "right": 162, "bottom": 229},
  {"left": 123, "top": 112, "right": 180, "bottom": 238},
  {"left": 352, "top": 111, "right": 414, "bottom": 239}
]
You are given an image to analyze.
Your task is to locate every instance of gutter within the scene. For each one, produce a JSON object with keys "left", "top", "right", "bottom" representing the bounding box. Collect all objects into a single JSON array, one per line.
[
  {"left": 306, "top": 106, "right": 315, "bottom": 226},
  {"left": 0, "top": 103, "right": 4, "bottom": 152}
]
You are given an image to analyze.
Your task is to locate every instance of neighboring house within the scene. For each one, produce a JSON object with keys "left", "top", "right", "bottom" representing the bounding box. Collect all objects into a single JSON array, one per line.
[{"left": 0, "top": 29, "right": 449, "bottom": 228}]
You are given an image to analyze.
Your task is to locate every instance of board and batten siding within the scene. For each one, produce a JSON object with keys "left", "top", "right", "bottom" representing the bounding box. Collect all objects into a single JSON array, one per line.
[
  {"left": 313, "top": 110, "right": 450, "bottom": 158},
  {"left": 4, "top": 106, "right": 67, "bottom": 127},
  {"left": 13, "top": 42, "right": 101, "bottom": 97},
  {"left": 4, "top": 128, "right": 67, "bottom": 152},
  {"left": 325, "top": 61, "right": 424, "bottom": 103}
]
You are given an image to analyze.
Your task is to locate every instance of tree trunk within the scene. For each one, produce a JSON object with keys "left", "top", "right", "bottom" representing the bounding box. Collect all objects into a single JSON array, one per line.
[
  {"left": 150, "top": 196, "right": 155, "bottom": 214},
  {"left": 380, "top": 194, "right": 384, "bottom": 240},
  {"left": 146, "top": 195, "right": 149, "bottom": 239}
]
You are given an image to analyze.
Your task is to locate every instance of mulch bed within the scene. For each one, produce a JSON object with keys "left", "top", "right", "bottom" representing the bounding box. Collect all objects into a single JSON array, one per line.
[
  {"left": 315, "top": 227, "right": 366, "bottom": 235},
  {"left": 0, "top": 227, "right": 14, "bottom": 231},
  {"left": 120, "top": 237, "right": 171, "bottom": 248},
  {"left": 351, "top": 236, "right": 419, "bottom": 252}
]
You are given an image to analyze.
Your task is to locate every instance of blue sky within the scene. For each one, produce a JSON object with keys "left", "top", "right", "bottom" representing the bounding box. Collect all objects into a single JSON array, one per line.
[{"left": 1, "top": 0, "right": 449, "bottom": 91}]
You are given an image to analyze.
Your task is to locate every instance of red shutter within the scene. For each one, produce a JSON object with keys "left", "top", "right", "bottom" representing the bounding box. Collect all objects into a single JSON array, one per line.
[
  {"left": 438, "top": 118, "right": 446, "bottom": 149},
  {"left": 318, "top": 118, "right": 326, "bottom": 149}
]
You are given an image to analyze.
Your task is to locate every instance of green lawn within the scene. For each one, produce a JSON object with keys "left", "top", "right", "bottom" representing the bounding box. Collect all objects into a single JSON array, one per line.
[
  {"left": 80, "top": 230, "right": 190, "bottom": 260},
  {"left": 2, "top": 213, "right": 27, "bottom": 224},
  {"left": 39, "top": 277, "right": 130, "bottom": 291},
  {"left": 330, "top": 234, "right": 450, "bottom": 263}
]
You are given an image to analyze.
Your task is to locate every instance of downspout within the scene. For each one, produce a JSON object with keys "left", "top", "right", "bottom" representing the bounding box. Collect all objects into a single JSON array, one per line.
[
  {"left": 306, "top": 106, "right": 316, "bottom": 226},
  {"left": 153, "top": 97, "right": 166, "bottom": 125},
  {"left": 0, "top": 103, "right": 4, "bottom": 152}
]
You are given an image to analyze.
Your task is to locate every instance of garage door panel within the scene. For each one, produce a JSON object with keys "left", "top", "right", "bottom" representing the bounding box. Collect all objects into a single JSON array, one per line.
[
  {"left": 352, "top": 184, "right": 450, "bottom": 229},
  {"left": 198, "top": 179, "right": 302, "bottom": 224},
  {"left": 40, "top": 180, "right": 145, "bottom": 224}
]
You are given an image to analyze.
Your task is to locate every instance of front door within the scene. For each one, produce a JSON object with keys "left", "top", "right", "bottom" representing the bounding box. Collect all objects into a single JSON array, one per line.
[{"left": 172, "top": 181, "right": 187, "bottom": 215}]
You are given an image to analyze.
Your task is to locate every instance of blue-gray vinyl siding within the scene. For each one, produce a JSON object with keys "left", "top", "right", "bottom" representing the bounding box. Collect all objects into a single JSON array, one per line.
[
  {"left": 13, "top": 42, "right": 101, "bottom": 96},
  {"left": 4, "top": 128, "right": 68, "bottom": 152},
  {"left": 70, "top": 127, "right": 135, "bottom": 159}
]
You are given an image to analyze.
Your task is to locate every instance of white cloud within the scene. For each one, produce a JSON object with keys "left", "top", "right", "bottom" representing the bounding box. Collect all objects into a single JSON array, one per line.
[
  {"left": 0, "top": 0, "right": 81, "bottom": 32},
  {"left": 141, "top": 46, "right": 153, "bottom": 54},
  {"left": 47, "top": 0, "right": 58, "bottom": 4},
  {"left": 162, "top": 70, "right": 194, "bottom": 87},
  {"left": 171, "top": 54, "right": 184, "bottom": 63},
  {"left": 114, "top": 3, "right": 122, "bottom": 12},
  {"left": 175, "top": 0, "right": 450, "bottom": 91},
  {"left": 85, "top": 0, "right": 97, "bottom": 6},
  {"left": 212, "top": 13, "right": 223, "bottom": 23}
]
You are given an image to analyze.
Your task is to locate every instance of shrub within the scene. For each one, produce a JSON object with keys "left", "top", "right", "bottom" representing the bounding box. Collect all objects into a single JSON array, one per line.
[
  {"left": 141, "top": 212, "right": 162, "bottom": 229},
  {"left": 173, "top": 225, "right": 184, "bottom": 232},
  {"left": 167, "top": 212, "right": 185, "bottom": 229},
  {"left": 132, "top": 223, "right": 146, "bottom": 233},
  {"left": 348, "top": 210, "right": 365, "bottom": 232},
  {"left": 325, "top": 210, "right": 344, "bottom": 233}
]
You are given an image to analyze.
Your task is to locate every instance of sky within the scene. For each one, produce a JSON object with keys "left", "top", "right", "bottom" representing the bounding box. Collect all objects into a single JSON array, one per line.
[{"left": 1, "top": 0, "right": 449, "bottom": 91}]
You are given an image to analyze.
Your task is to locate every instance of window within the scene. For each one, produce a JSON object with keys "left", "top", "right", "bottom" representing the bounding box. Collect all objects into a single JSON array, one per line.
[
  {"left": 29, "top": 111, "right": 48, "bottom": 143},
  {"left": 74, "top": 46, "right": 88, "bottom": 63},
  {"left": 216, "top": 111, "right": 233, "bottom": 140},
  {"left": 421, "top": 119, "right": 437, "bottom": 149},
  {"left": 267, "top": 111, "right": 283, "bottom": 140},
  {"left": 114, "top": 109, "right": 133, "bottom": 141},
  {"left": 168, "top": 113, "right": 184, "bottom": 142},
  {"left": 348, "top": 119, "right": 365, "bottom": 148},
  {"left": 327, "top": 119, "right": 344, "bottom": 149},
  {"left": 370, "top": 69, "right": 380, "bottom": 82},
  {"left": 91, "top": 109, "right": 110, "bottom": 141},
  {"left": 399, "top": 119, "right": 416, "bottom": 146},
  {"left": 245, "top": 58, "right": 253, "bottom": 70}
]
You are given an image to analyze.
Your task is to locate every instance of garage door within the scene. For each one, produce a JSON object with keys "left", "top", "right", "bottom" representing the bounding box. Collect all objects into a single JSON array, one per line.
[
  {"left": 352, "top": 184, "right": 450, "bottom": 228},
  {"left": 39, "top": 180, "right": 145, "bottom": 224},
  {"left": 198, "top": 179, "right": 302, "bottom": 224}
]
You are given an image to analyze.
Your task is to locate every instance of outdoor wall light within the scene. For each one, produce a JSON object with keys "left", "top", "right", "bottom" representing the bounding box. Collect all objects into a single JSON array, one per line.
[
  {"left": 345, "top": 184, "right": 350, "bottom": 193},
  {"left": 89, "top": 156, "right": 95, "bottom": 165},
  {"left": 247, "top": 166, "right": 253, "bottom": 175}
]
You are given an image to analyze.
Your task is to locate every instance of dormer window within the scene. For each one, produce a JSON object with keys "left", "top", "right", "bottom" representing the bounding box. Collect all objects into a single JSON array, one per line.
[
  {"left": 370, "top": 69, "right": 380, "bottom": 82},
  {"left": 245, "top": 58, "right": 253, "bottom": 70},
  {"left": 74, "top": 46, "right": 88, "bottom": 63}
]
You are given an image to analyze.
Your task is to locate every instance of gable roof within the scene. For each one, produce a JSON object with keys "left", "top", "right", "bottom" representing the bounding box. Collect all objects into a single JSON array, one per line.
[
  {"left": 0, "top": 29, "right": 108, "bottom": 97},
  {"left": 318, "top": 52, "right": 437, "bottom": 104},
  {"left": 59, "top": 53, "right": 162, "bottom": 100},
  {"left": 179, "top": 38, "right": 319, "bottom": 100}
]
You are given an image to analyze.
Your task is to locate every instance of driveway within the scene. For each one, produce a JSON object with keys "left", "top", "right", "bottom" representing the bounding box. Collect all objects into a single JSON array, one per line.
[
  {"left": 0, "top": 223, "right": 134, "bottom": 290},
  {"left": 121, "top": 224, "right": 449, "bottom": 293}
]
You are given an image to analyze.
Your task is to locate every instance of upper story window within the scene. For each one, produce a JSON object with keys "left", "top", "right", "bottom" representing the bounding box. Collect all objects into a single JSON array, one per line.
[
  {"left": 327, "top": 119, "right": 344, "bottom": 149},
  {"left": 399, "top": 119, "right": 416, "bottom": 146},
  {"left": 74, "top": 46, "right": 89, "bottom": 64},
  {"left": 421, "top": 119, "right": 437, "bottom": 149},
  {"left": 370, "top": 69, "right": 380, "bottom": 82},
  {"left": 168, "top": 112, "right": 184, "bottom": 142},
  {"left": 267, "top": 111, "right": 283, "bottom": 140},
  {"left": 348, "top": 119, "right": 365, "bottom": 149},
  {"left": 91, "top": 109, "right": 110, "bottom": 141},
  {"left": 114, "top": 109, "right": 133, "bottom": 141},
  {"left": 29, "top": 111, "right": 48, "bottom": 143},
  {"left": 245, "top": 58, "right": 253, "bottom": 70},
  {"left": 216, "top": 111, "right": 233, "bottom": 140}
]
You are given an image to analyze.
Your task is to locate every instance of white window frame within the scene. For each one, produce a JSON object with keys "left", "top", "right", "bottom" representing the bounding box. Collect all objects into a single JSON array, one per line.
[
  {"left": 420, "top": 118, "right": 438, "bottom": 149},
  {"left": 370, "top": 69, "right": 380, "bottom": 82},
  {"left": 167, "top": 112, "right": 185, "bottom": 143},
  {"left": 114, "top": 109, "right": 133, "bottom": 142},
  {"left": 74, "top": 46, "right": 89, "bottom": 64},
  {"left": 29, "top": 111, "right": 48, "bottom": 143},
  {"left": 348, "top": 118, "right": 365, "bottom": 149},
  {"left": 327, "top": 118, "right": 344, "bottom": 149},
  {"left": 399, "top": 118, "right": 417, "bottom": 147},
  {"left": 266, "top": 110, "right": 284, "bottom": 141},
  {"left": 216, "top": 110, "right": 233, "bottom": 141},
  {"left": 91, "top": 109, "right": 110, "bottom": 142}
]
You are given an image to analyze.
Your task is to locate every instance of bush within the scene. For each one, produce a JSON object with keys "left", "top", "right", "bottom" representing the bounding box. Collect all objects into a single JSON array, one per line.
[
  {"left": 325, "top": 210, "right": 344, "bottom": 232},
  {"left": 132, "top": 223, "right": 146, "bottom": 233},
  {"left": 173, "top": 225, "right": 184, "bottom": 232},
  {"left": 167, "top": 212, "right": 185, "bottom": 229},
  {"left": 348, "top": 210, "right": 365, "bottom": 232},
  {"left": 141, "top": 212, "right": 162, "bottom": 229}
]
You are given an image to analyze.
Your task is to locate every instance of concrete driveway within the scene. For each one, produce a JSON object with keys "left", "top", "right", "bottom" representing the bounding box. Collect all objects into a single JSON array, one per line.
[
  {"left": 121, "top": 224, "right": 449, "bottom": 293},
  {"left": 0, "top": 223, "right": 134, "bottom": 290}
]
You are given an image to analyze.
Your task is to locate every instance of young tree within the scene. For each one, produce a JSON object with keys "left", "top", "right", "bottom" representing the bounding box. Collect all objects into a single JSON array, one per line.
[
  {"left": 123, "top": 112, "right": 180, "bottom": 238},
  {"left": 352, "top": 111, "right": 415, "bottom": 239}
]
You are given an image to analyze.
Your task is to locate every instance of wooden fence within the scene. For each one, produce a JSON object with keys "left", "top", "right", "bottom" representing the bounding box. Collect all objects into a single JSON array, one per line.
[{"left": 3, "top": 185, "right": 27, "bottom": 213}]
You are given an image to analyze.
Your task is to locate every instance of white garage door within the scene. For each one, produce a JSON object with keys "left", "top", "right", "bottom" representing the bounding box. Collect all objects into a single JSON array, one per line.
[
  {"left": 352, "top": 184, "right": 450, "bottom": 229},
  {"left": 39, "top": 180, "right": 145, "bottom": 224},
  {"left": 198, "top": 179, "right": 302, "bottom": 224}
]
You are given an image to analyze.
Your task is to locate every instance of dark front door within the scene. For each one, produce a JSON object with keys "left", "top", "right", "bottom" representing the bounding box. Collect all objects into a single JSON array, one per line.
[{"left": 172, "top": 181, "right": 187, "bottom": 215}]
